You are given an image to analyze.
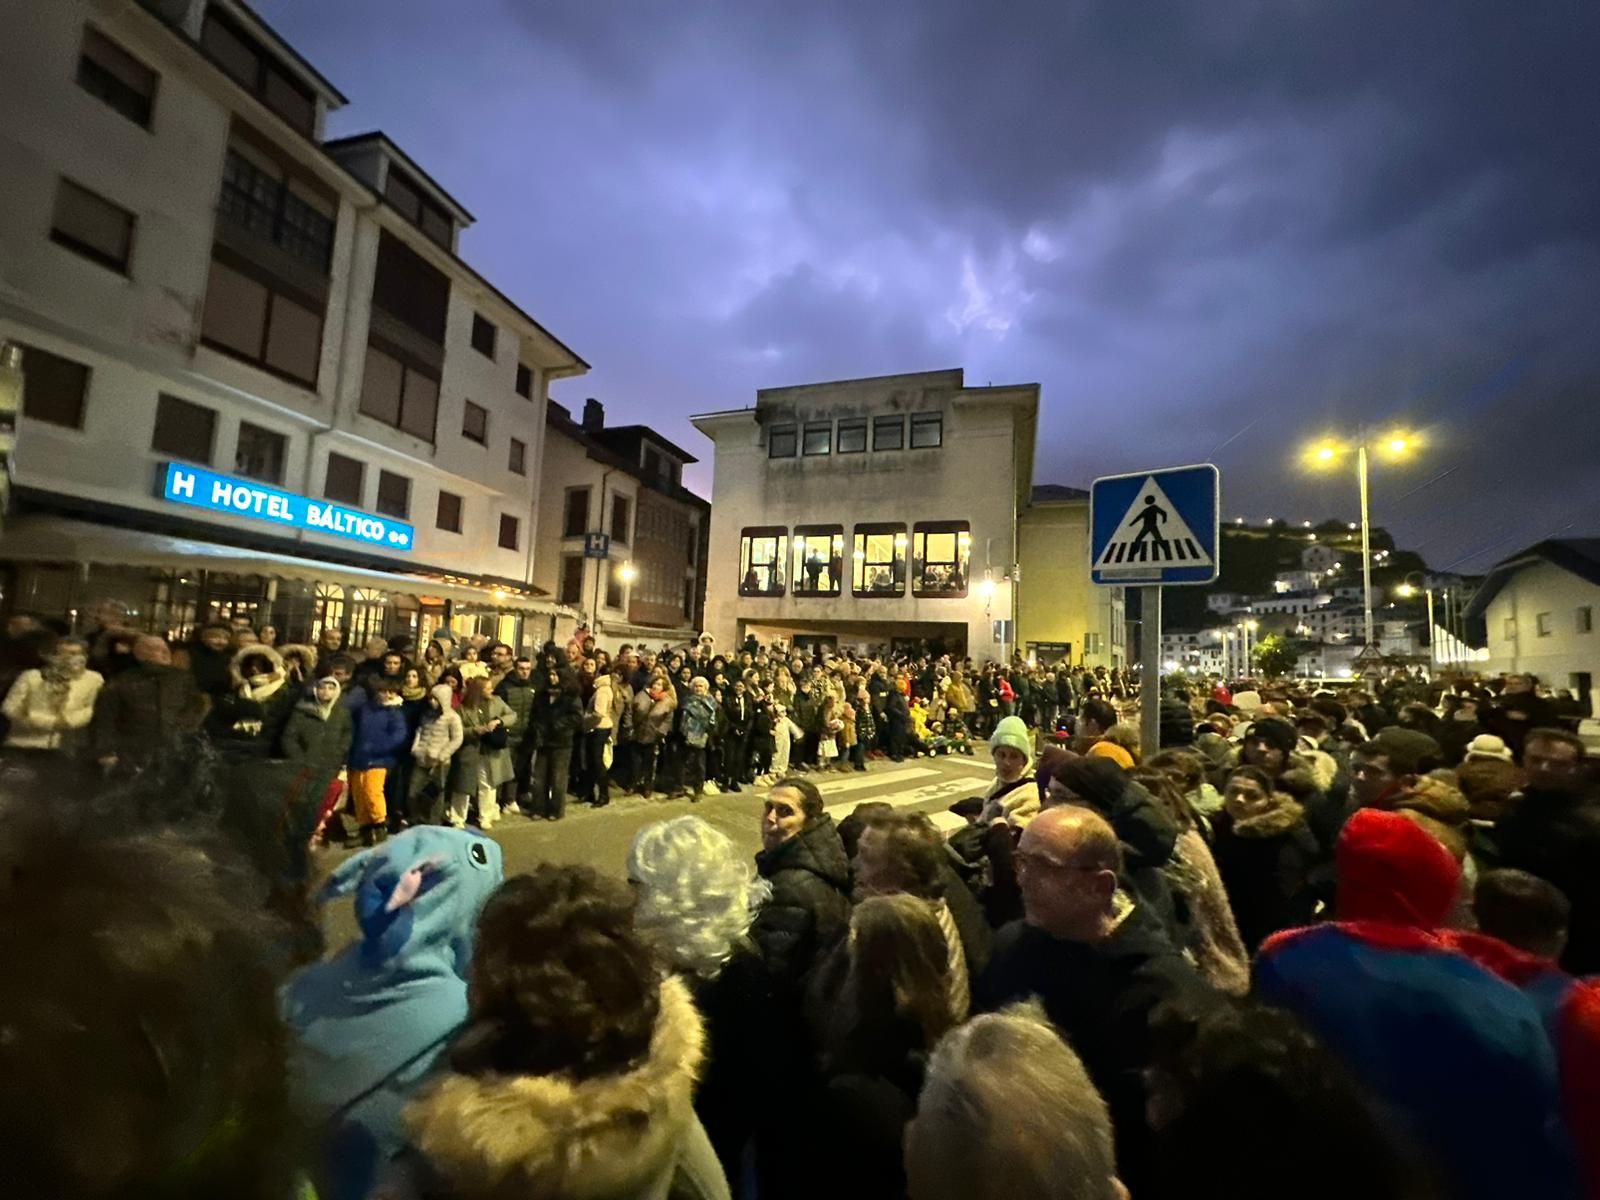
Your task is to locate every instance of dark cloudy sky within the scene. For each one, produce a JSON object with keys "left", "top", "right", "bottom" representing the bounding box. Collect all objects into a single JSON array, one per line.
[{"left": 263, "top": 0, "right": 1600, "bottom": 574}]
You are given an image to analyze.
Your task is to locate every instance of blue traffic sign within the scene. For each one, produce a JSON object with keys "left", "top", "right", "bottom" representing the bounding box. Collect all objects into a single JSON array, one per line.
[
  {"left": 1090, "top": 463, "right": 1220, "bottom": 586},
  {"left": 583, "top": 532, "right": 611, "bottom": 558}
]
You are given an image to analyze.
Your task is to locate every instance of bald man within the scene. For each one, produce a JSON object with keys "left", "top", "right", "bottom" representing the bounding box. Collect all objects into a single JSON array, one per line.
[{"left": 977, "top": 806, "right": 1211, "bottom": 1197}]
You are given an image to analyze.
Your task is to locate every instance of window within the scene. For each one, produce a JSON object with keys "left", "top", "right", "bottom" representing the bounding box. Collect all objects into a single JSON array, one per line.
[
  {"left": 497, "top": 513, "right": 520, "bottom": 551},
  {"left": 852, "top": 523, "right": 907, "bottom": 597},
  {"left": 321, "top": 452, "right": 363, "bottom": 505},
  {"left": 909, "top": 412, "right": 943, "bottom": 449},
  {"left": 470, "top": 313, "right": 497, "bottom": 358},
  {"left": 739, "top": 527, "right": 788, "bottom": 596},
  {"left": 508, "top": 437, "right": 526, "bottom": 475},
  {"left": 873, "top": 415, "right": 904, "bottom": 451},
  {"left": 462, "top": 400, "right": 488, "bottom": 445},
  {"left": 14, "top": 345, "right": 89, "bottom": 430},
  {"left": 802, "top": 421, "right": 832, "bottom": 456},
  {"left": 201, "top": 257, "right": 323, "bottom": 386},
  {"left": 1580, "top": 607, "right": 1594, "bottom": 635},
  {"left": 371, "top": 230, "right": 449, "bottom": 344},
  {"left": 151, "top": 394, "right": 216, "bottom": 464},
  {"left": 644, "top": 447, "right": 662, "bottom": 477},
  {"left": 235, "top": 421, "right": 285, "bottom": 485},
  {"left": 563, "top": 488, "right": 590, "bottom": 537},
  {"left": 515, "top": 364, "right": 533, "bottom": 399},
  {"left": 687, "top": 525, "right": 698, "bottom": 568},
  {"left": 217, "top": 143, "right": 335, "bottom": 271},
  {"left": 373, "top": 470, "right": 410, "bottom": 519},
  {"left": 836, "top": 419, "right": 867, "bottom": 454},
  {"left": 1537, "top": 612, "right": 1553, "bottom": 638},
  {"left": 768, "top": 424, "right": 797, "bottom": 458},
  {"left": 611, "top": 495, "right": 631, "bottom": 544},
  {"left": 1504, "top": 617, "right": 1517, "bottom": 639},
  {"left": 792, "top": 526, "right": 844, "bottom": 596},
  {"left": 78, "top": 26, "right": 158, "bottom": 126},
  {"left": 1085, "top": 632, "right": 1104, "bottom": 655},
  {"left": 51, "top": 178, "right": 134, "bottom": 273},
  {"left": 200, "top": 9, "right": 316, "bottom": 135},
  {"left": 605, "top": 562, "right": 625, "bottom": 610},
  {"left": 559, "top": 556, "right": 584, "bottom": 605},
  {"left": 357, "top": 343, "right": 439, "bottom": 442},
  {"left": 383, "top": 168, "right": 453, "bottom": 251},
  {"left": 436, "top": 490, "right": 463, "bottom": 532},
  {"left": 684, "top": 577, "right": 695, "bottom": 620},
  {"left": 912, "top": 522, "right": 971, "bottom": 597}
]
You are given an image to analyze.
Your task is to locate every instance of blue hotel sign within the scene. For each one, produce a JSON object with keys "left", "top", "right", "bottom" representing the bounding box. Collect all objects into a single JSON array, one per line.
[{"left": 160, "top": 463, "right": 415, "bottom": 551}]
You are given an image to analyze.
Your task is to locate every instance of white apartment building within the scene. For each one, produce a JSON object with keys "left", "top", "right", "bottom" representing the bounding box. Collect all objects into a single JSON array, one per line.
[
  {"left": 0, "top": 0, "right": 585, "bottom": 650},
  {"left": 533, "top": 398, "right": 707, "bottom": 648},
  {"left": 692, "top": 369, "right": 1038, "bottom": 658},
  {"left": 1468, "top": 538, "right": 1600, "bottom": 713}
]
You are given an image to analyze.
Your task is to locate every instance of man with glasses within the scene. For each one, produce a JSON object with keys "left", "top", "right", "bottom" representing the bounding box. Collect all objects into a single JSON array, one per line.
[{"left": 978, "top": 806, "right": 1208, "bottom": 1197}]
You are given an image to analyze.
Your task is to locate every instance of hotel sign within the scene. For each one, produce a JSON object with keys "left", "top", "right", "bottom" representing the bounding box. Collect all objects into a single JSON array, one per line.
[{"left": 160, "top": 463, "right": 415, "bottom": 551}]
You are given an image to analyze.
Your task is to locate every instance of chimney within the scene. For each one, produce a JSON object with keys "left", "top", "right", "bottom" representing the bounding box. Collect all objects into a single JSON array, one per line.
[{"left": 582, "top": 398, "right": 604, "bottom": 431}]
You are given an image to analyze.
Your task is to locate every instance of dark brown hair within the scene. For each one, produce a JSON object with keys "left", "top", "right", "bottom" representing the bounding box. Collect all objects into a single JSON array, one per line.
[
  {"left": 859, "top": 810, "right": 947, "bottom": 900},
  {"left": 828, "top": 894, "right": 953, "bottom": 1072},
  {"left": 453, "top": 865, "right": 659, "bottom": 1081}
]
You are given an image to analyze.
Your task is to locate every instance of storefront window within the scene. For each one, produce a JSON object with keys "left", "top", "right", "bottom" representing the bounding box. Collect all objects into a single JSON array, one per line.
[
  {"left": 347, "top": 588, "right": 388, "bottom": 647},
  {"left": 852, "top": 524, "right": 907, "bottom": 597},
  {"left": 791, "top": 526, "right": 844, "bottom": 596},
  {"left": 150, "top": 572, "right": 200, "bottom": 641},
  {"left": 739, "top": 527, "right": 787, "bottom": 596},
  {"left": 912, "top": 522, "right": 971, "bottom": 597},
  {"left": 311, "top": 583, "right": 345, "bottom": 645},
  {"left": 202, "top": 573, "right": 267, "bottom": 628}
]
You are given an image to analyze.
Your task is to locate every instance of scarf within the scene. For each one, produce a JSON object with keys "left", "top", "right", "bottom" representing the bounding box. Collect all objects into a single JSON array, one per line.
[
  {"left": 240, "top": 672, "right": 285, "bottom": 702},
  {"left": 401, "top": 683, "right": 428, "bottom": 703}
]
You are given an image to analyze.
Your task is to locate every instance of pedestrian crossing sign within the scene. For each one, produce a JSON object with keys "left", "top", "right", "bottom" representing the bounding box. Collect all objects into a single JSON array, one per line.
[{"left": 1090, "top": 463, "right": 1220, "bottom": 585}]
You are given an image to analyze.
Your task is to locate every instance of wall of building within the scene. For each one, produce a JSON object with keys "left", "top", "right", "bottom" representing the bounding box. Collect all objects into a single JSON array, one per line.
[
  {"left": 698, "top": 372, "right": 1033, "bottom": 658},
  {"left": 531, "top": 424, "right": 638, "bottom": 631},
  {"left": 1485, "top": 561, "right": 1600, "bottom": 708},
  {"left": 1015, "top": 498, "right": 1123, "bottom": 667},
  {"left": 0, "top": 0, "right": 572, "bottom": 588}
]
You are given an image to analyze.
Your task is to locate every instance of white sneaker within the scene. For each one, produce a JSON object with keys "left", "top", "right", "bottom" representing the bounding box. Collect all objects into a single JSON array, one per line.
[{"left": 702, "top": 780, "right": 721, "bottom": 795}]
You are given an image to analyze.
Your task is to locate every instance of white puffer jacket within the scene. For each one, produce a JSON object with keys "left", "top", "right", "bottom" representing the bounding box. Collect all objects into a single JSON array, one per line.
[
  {"left": 591, "top": 674, "right": 615, "bottom": 731},
  {"left": 412, "top": 684, "right": 465, "bottom": 767},
  {"left": 3, "top": 668, "right": 104, "bottom": 750}
]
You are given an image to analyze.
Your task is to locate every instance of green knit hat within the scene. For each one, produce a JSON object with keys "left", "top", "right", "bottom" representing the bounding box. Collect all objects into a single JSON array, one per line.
[{"left": 989, "top": 715, "right": 1031, "bottom": 757}]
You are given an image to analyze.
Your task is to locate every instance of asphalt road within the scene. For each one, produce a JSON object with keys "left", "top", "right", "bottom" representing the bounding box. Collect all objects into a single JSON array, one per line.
[{"left": 317, "top": 750, "right": 1001, "bottom": 950}]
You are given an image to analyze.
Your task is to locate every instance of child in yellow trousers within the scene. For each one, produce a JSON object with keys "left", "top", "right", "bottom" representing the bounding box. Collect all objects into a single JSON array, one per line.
[
  {"left": 349, "top": 768, "right": 389, "bottom": 843},
  {"left": 348, "top": 683, "right": 411, "bottom": 846}
]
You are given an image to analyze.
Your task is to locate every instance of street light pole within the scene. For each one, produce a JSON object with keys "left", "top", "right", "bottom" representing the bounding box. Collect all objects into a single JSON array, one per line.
[
  {"left": 1358, "top": 439, "right": 1375, "bottom": 653},
  {"left": 1424, "top": 585, "right": 1436, "bottom": 674}
]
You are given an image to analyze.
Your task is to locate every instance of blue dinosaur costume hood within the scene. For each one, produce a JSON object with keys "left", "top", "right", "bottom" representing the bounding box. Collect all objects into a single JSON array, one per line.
[{"left": 281, "top": 826, "right": 504, "bottom": 1200}]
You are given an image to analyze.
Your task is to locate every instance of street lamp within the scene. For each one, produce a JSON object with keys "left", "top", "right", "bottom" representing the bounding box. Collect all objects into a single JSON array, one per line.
[
  {"left": 1396, "top": 572, "right": 1435, "bottom": 672},
  {"left": 619, "top": 561, "right": 638, "bottom": 584},
  {"left": 1304, "top": 429, "right": 1418, "bottom": 657}
]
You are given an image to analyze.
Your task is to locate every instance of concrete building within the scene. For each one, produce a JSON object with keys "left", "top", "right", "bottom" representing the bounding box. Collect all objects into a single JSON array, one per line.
[
  {"left": 0, "top": 0, "right": 584, "bottom": 650},
  {"left": 691, "top": 368, "right": 1037, "bottom": 658},
  {"left": 1467, "top": 538, "right": 1600, "bottom": 713},
  {"left": 1016, "top": 484, "right": 1125, "bottom": 669},
  {"left": 533, "top": 398, "right": 707, "bottom": 649}
]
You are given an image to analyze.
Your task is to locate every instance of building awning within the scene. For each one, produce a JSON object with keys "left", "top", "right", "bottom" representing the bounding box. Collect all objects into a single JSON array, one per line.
[{"left": 0, "top": 516, "right": 574, "bottom": 617}]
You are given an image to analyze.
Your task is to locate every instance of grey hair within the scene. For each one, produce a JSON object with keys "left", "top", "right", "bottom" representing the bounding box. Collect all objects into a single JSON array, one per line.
[
  {"left": 628, "top": 816, "right": 773, "bottom": 978},
  {"left": 906, "top": 1002, "right": 1120, "bottom": 1200}
]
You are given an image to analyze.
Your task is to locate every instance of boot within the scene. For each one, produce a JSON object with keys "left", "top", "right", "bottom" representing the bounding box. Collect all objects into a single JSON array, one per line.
[
  {"left": 359, "top": 824, "right": 377, "bottom": 847},
  {"left": 373, "top": 825, "right": 388, "bottom": 845}
]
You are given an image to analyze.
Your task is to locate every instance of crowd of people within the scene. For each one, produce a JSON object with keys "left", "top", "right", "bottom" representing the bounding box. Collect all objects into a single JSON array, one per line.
[
  {"left": 0, "top": 601, "right": 1134, "bottom": 848},
  {"left": 4, "top": 599, "right": 1599, "bottom": 1199}
]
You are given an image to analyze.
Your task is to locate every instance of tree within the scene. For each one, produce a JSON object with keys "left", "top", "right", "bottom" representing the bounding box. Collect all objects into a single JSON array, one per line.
[{"left": 1252, "top": 633, "right": 1299, "bottom": 679}]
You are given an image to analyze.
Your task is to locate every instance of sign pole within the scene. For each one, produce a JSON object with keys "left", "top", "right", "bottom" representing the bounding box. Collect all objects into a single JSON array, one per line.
[{"left": 1140, "top": 585, "right": 1162, "bottom": 761}]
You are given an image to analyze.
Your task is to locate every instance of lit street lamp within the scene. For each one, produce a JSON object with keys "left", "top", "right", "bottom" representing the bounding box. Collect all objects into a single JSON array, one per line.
[
  {"left": 1395, "top": 573, "right": 1435, "bottom": 672},
  {"left": 1304, "top": 429, "right": 1418, "bottom": 660}
]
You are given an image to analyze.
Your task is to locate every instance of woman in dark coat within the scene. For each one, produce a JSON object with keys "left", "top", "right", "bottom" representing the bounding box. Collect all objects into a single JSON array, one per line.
[
  {"left": 809, "top": 895, "right": 955, "bottom": 1200},
  {"left": 1210, "top": 766, "right": 1321, "bottom": 952},
  {"left": 204, "top": 645, "right": 295, "bottom": 759}
]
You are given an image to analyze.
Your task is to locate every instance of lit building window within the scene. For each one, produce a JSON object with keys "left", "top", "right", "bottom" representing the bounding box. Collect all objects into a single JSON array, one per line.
[
  {"left": 852, "top": 524, "right": 907, "bottom": 597},
  {"left": 739, "top": 527, "right": 788, "bottom": 596},
  {"left": 792, "top": 526, "right": 844, "bottom": 596},
  {"left": 912, "top": 522, "right": 970, "bottom": 597}
]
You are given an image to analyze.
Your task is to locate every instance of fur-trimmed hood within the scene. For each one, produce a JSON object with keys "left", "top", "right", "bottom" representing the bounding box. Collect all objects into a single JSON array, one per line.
[
  {"left": 406, "top": 974, "right": 706, "bottom": 1200},
  {"left": 227, "top": 641, "right": 286, "bottom": 690},
  {"left": 1227, "top": 790, "right": 1308, "bottom": 839},
  {"left": 278, "top": 642, "right": 318, "bottom": 681}
]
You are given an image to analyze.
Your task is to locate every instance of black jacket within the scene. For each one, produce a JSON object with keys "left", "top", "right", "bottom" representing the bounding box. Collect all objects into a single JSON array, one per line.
[
  {"left": 1490, "top": 787, "right": 1600, "bottom": 975},
  {"left": 187, "top": 643, "right": 234, "bottom": 698},
  {"left": 494, "top": 673, "right": 539, "bottom": 748},
  {"left": 723, "top": 692, "right": 755, "bottom": 740},
  {"left": 978, "top": 907, "right": 1211, "bottom": 1198},
  {"left": 752, "top": 816, "right": 852, "bottom": 989},
  {"left": 530, "top": 686, "right": 584, "bottom": 750},
  {"left": 1211, "top": 803, "right": 1321, "bottom": 953},
  {"left": 91, "top": 664, "right": 207, "bottom": 765},
  {"left": 815, "top": 1021, "right": 928, "bottom": 1200},
  {"left": 690, "top": 940, "right": 772, "bottom": 1179},
  {"left": 280, "top": 697, "right": 354, "bottom": 779}
]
